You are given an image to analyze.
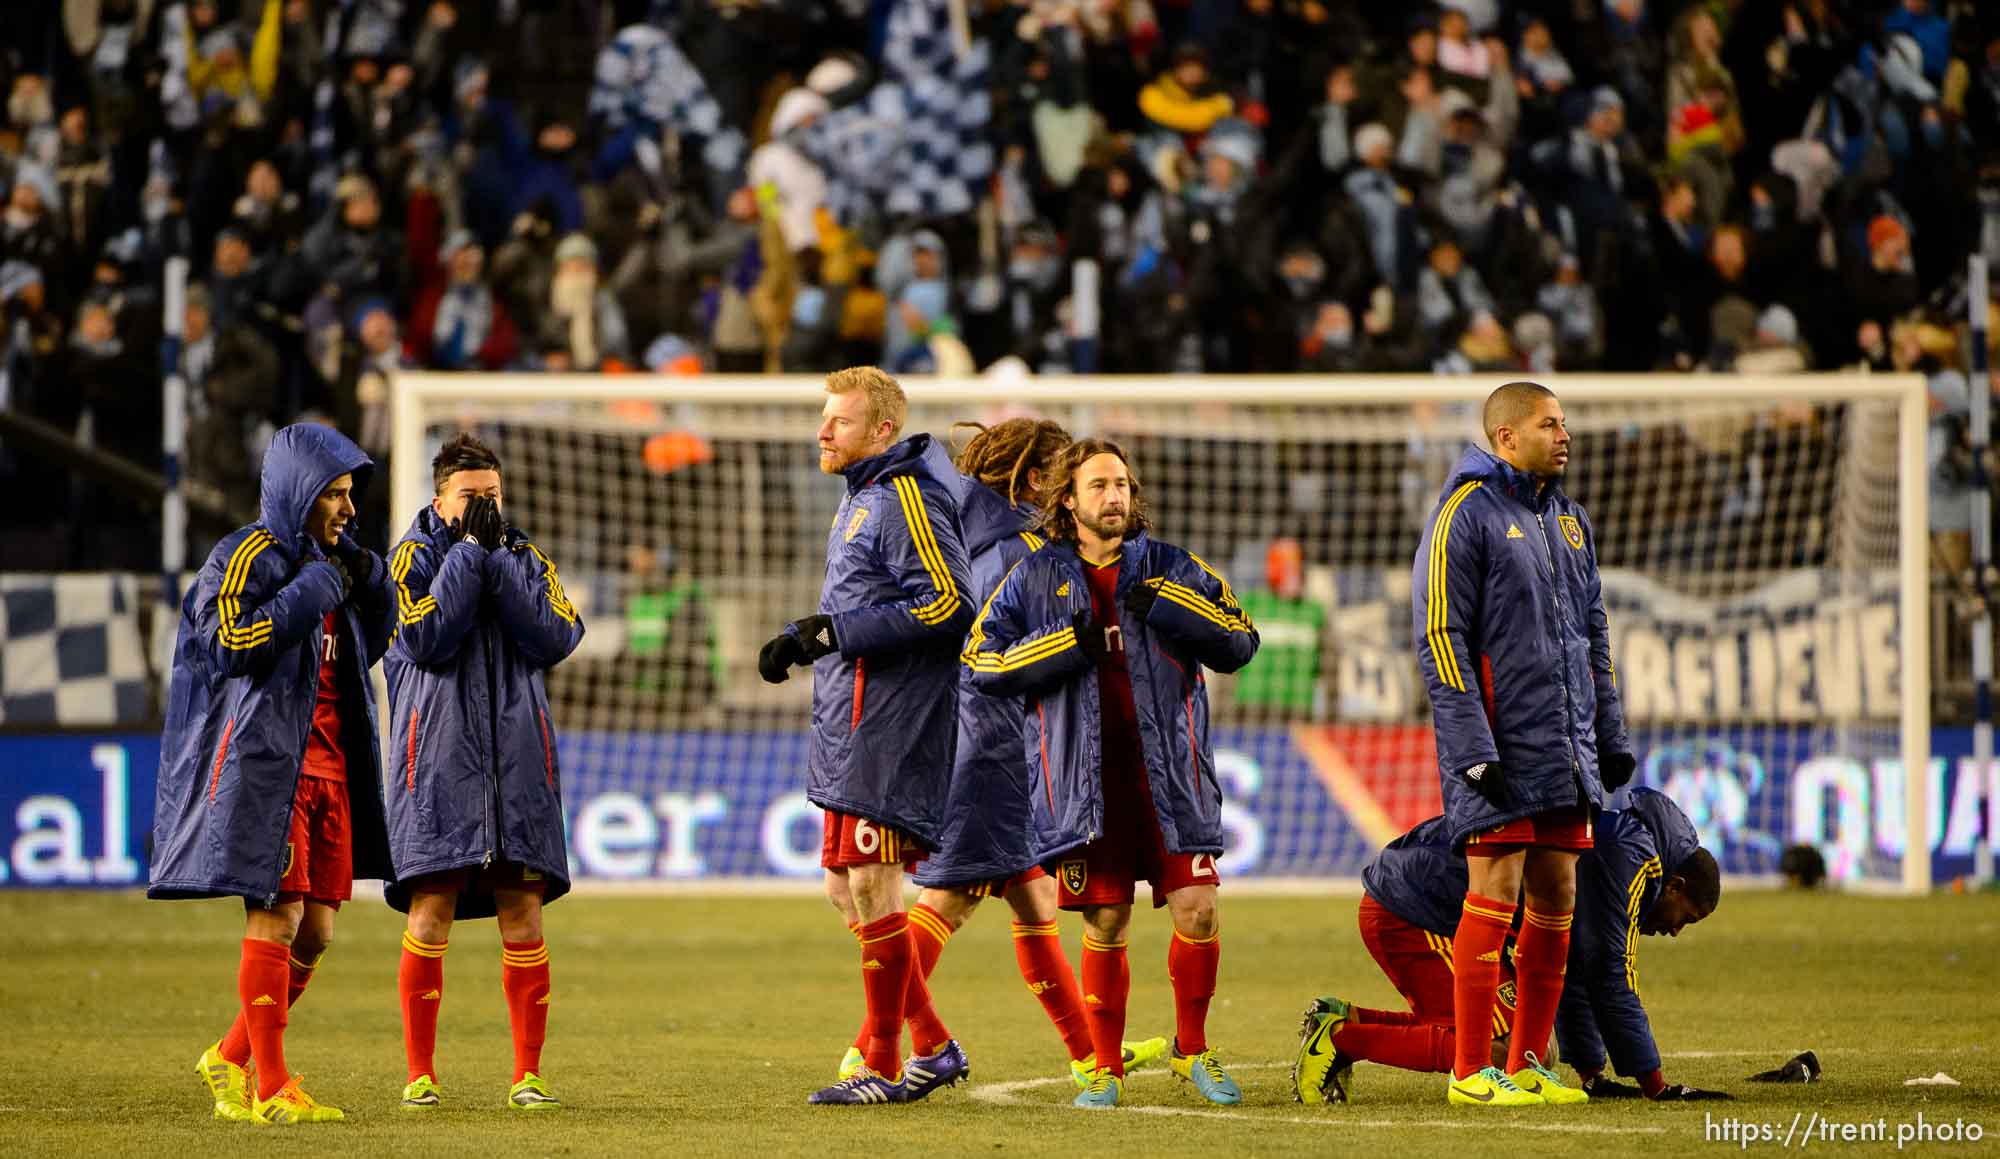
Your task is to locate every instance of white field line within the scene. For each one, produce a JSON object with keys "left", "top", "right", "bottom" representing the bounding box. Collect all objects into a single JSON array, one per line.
[{"left": 967, "top": 1062, "right": 1665, "bottom": 1134}]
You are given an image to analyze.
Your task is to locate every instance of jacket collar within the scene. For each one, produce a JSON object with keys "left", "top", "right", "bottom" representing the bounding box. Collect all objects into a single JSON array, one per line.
[{"left": 1448, "top": 444, "right": 1563, "bottom": 512}]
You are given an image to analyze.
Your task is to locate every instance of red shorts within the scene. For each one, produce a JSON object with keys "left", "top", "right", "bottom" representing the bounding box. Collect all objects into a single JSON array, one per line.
[
  {"left": 1464, "top": 805, "right": 1595, "bottom": 853},
  {"left": 1357, "top": 895, "right": 1516, "bottom": 1038},
  {"left": 409, "top": 860, "right": 551, "bottom": 896},
  {"left": 1049, "top": 771, "right": 1219, "bottom": 910},
  {"left": 821, "top": 811, "right": 925, "bottom": 869},
  {"left": 278, "top": 775, "right": 352, "bottom": 905}
]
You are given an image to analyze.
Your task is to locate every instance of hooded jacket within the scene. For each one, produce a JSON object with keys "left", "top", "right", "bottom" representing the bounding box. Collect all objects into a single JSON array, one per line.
[
  {"left": 913, "top": 479, "right": 1047, "bottom": 887},
  {"left": 150, "top": 424, "right": 395, "bottom": 902},
  {"left": 963, "top": 531, "right": 1258, "bottom": 863},
  {"left": 383, "top": 505, "right": 585, "bottom": 917},
  {"left": 1361, "top": 790, "right": 1703, "bottom": 1077},
  {"left": 800, "top": 433, "right": 975, "bottom": 848},
  {"left": 1412, "top": 446, "right": 1631, "bottom": 846}
]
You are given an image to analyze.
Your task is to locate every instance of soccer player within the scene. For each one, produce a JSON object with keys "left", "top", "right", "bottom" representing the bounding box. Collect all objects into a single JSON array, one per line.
[
  {"left": 1403, "top": 381, "right": 1635, "bottom": 1107},
  {"left": 152, "top": 423, "right": 396, "bottom": 1126},
  {"left": 869, "top": 418, "right": 1167, "bottom": 1092},
  {"left": 964, "top": 439, "right": 1259, "bottom": 1109},
  {"left": 758, "top": 366, "right": 976, "bottom": 1105},
  {"left": 1292, "top": 789, "right": 1727, "bottom": 1104},
  {"left": 383, "top": 433, "right": 585, "bottom": 1112}
]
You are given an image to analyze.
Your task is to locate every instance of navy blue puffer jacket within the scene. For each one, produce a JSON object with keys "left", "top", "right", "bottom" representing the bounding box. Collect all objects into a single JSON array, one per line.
[
  {"left": 913, "top": 479, "right": 1047, "bottom": 887},
  {"left": 964, "top": 531, "right": 1258, "bottom": 862},
  {"left": 799, "top": 434, "right": 976, "bottom": 849},
  {"left": 383, "top": 505, "right": 584, "bottom": 917},
  {"left": 150, "top": 424, "right": 395, "bottom": 903},
  {"left": 1412, "top": 446, "right": 1631, "bottom": 847}
]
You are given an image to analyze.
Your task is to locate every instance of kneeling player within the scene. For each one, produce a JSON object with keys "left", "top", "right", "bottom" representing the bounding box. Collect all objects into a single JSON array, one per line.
[{"left": 1293, "top": 789, "right": 1727, "bottom": 1104}]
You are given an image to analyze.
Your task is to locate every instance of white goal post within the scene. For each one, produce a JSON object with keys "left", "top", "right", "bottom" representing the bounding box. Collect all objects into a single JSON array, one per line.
[{"left": 393, "top": 372, "right": 1932, "bottom": 893}]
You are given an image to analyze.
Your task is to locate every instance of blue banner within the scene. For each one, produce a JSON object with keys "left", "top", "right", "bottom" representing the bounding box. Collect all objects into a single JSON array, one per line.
[{"left": 1, "top": 728, "right": 1992, "bottom": 887}]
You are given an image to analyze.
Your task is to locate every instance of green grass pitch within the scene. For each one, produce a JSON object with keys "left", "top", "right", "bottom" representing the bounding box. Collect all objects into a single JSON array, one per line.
[{"left": 3, "top": 889, "right": 1995, "bottom": 1157}]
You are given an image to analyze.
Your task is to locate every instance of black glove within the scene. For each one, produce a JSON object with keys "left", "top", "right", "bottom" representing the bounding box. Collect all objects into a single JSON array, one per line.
[
  {"left": 462, "top": 495, "right": 505, "bottom": 550},
  {"left": 324, "top": 556, "right": 354, "bottom": 603},
  {"left": 1652, "top": 1083, "right": 1734, "bottom": 1102},
  {"left": 1073, "top": 607, "right": 1118, "bottom": 664},
  {"left": 757, "top": 633, "right": 806, "bottom": 683},
  {"left": 1579, "top": 1074, "right": 1644, "bottom": 1099},
  {"left": 1460, "top": 760, "right": 1507, "bottom": 807},
  {"left": 1600, "top": 750, "right": 1637, "bottom": 791},
  {"left": 332, "top": 534, "right": 377, "bottom": 587},
  {"left": 757, "top": 615, "right": 838, "bottom": 684},
  {"left": 1122, "top": 578, "right": 1160, "bottom": 621},
  {"left": 790, "top": 614, "right": 838, "bottom": 661},
  {"left": 1747, "top": 1051, "right": 1821, "bottom": 1084}
]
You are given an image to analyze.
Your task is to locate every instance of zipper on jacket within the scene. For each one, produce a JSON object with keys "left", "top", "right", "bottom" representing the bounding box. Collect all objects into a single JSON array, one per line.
[
  {"left": 1535, "top": 511, "right": 1582, "bottom": 770},
  {"left": 483, "top": 623, "right": 503, "bottom": 860}
]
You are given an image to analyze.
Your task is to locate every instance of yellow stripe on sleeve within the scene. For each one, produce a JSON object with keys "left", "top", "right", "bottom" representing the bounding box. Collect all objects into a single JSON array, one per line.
[
  {"left": 894, "top": 476, "right": 961, "bottom": 625},
  {"left": 1623, "top": 857, "right": 1663, "bottom": 993},
  {"left": 390, "top": 541, "right": 440, "bottom": 626},
  {"left": 1425, "top": 482, "right": 1482, "bottom": 692},
  {"left": 1156, "top": 580, "right": 1254, "bottom": 633},
  {"left": 526, "top": 544, "right": 578, "bottom": 624},
  {"left": 216, "top": 531, "right": 277, "bottom": 649},
  {"left": 1185, "top": 551, "right": 1242, "bottom": 610}
]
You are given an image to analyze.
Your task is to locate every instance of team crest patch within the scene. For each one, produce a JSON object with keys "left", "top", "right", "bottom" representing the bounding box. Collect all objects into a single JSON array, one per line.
[
  {"left": 1497, "top": 979, "right": 1518, "bottom": 1011},
  {"left": 1558, "top": 515, "right": 1585, "bottom": 550},
  {"left": 1060, "top": 859, "right": 1088, "bottom": 894},
  {"left": 844, "top": 508, "right": 869, "bottom": 541}
]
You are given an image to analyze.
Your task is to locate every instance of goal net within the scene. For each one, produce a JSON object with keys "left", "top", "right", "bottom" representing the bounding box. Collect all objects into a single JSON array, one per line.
[{"left": 391, "top": 373, "right": 1934, "bottom": 890}]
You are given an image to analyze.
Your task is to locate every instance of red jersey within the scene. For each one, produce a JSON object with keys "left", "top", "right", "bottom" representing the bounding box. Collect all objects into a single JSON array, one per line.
[
  {"left": 301, "top": 611, "right": 346, "bottom": 782},
  {"left": 1083, "top": 556, "right": 1143, "bottom": 776}
]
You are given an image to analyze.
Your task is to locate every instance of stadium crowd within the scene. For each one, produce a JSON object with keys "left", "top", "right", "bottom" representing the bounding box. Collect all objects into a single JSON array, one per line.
[{"left": 0, "top": 0, "right": 1994, "bottom": 572}]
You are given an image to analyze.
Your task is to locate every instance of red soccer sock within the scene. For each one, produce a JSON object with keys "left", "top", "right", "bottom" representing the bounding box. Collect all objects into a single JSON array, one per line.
[
  {"left": 1350, "top": 1005, "right": 1425, "bottom": 1028},
  {"left": 502, "top": 939, "right": 551, "bottom": 1082},
  {"left": 1079, "top": 934, "right": 1130, "bottom": 1077},
  {"left": 903, "top": 905, "right": 954, "bottom": 1056},
  {"left": 1167, "top": 929, "right": 1220, "bottom": 1055},
  {"left": 1451, "top": 891, "right": 1517, "bottom": 1081},
  {"left": 846, "top": 921, "right": 868, "bottom": 1054},
  {"left": 399, "top": 932, "right": 448, "bottom": 1082},
  {"left": 1335, "top": 1020, "right": 1456, "bottom": 1072},
  {"left": 1011, "top": 920, "right": 1093, "bottom": 1062},
  {"left": 220, "top": 949, "right": 317, "bottom": 1066},
  {"left": 857, "top": 913, "right": 913, "bottom": 1078},
  {"left": 1506, "top": 907, "right": 1572, "bottom": 1073},
  {"left": 237, "top": 938, "right": 292, "bottom": 1100}
]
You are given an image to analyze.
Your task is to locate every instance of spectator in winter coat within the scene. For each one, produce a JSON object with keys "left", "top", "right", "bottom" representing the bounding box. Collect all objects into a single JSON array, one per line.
[
  {"left": 1140, "top": 43, "right": 1235, "bottom": 141},
  {"left": 543, "top": 233, "right": 631, "bottom": 372},
  {"left": 300, "top": 174, "right": 402, "bottom": 308},
  {"left": 405, "top": 230, "right": 519, "bottom": 371}
]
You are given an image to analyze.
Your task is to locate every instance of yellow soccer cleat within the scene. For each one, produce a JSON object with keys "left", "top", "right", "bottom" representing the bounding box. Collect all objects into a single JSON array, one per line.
[
  {"left": 508, "top": 1072, "right": 562, "bottom": 1111},
  {"left": 195, "top": 1041, "right": 252, "bottom": 1122},
  {"left": 401, "top": 1074, "right": 442, "bottom": 1111},
  {"left": 1447, "top": 1066, "right": 1544, "bottom": 1107},
  {"left": 837, "top": 1046, "right": 866, "bottom": 1082},
  {"left": 1292, "top": 996, "right": 1354, "bottom": 1105},
  {"left": 1509, "top": 1053, "right": 1588, "bottom": 1106},
  {"left": 251, "top": 1076, "right": 346, "bottom": 1124},
  {"left": 1121, "top": 1036, "right": 1170, "bottom": 1072}
]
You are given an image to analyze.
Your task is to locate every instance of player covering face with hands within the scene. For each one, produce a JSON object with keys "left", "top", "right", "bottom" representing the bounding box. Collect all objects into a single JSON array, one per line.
[
  {"left": 152, "top": 423, "right": 397, "bottom": 1125},
  {"left": 963, "top": 440, "right": 1259, "bottom": 1109},
  {"left": 761, "top": 368, "right": 977, "bottom": 1106},
  {"left": 382, "top": 433, "right": 585, "bottom": 1113}
]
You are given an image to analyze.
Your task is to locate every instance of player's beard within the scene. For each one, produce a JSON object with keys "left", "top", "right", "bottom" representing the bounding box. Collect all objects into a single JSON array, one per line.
[{"left": 1077, "top": 507, "right": 1127, "bottom": 543}]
